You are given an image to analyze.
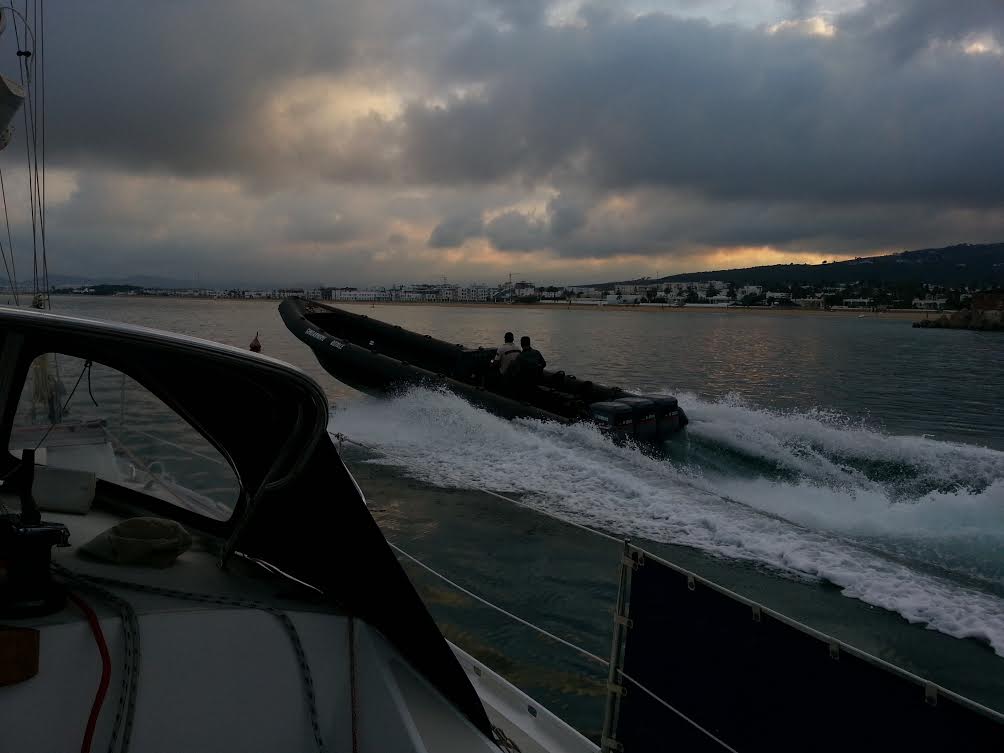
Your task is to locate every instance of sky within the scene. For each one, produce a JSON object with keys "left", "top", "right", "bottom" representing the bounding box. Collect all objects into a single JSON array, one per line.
[{"left": 0, "top": 0, "right": 1002, "bottom": 287}]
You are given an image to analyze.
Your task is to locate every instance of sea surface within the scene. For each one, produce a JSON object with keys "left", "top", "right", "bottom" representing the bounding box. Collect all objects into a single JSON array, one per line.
[{"left": 33, "top": 296, "right": 1004, "bottom": 737}]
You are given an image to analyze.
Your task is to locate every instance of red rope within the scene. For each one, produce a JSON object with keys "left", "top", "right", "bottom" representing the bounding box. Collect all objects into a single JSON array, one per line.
[{"left": 68, "top": 592, "right": 111, "bottom": 753}]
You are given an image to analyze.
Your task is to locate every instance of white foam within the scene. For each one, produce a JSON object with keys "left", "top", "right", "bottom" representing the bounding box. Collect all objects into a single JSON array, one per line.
[{"left": 331, "top": 387, "right": 1004, "bottom": 655}]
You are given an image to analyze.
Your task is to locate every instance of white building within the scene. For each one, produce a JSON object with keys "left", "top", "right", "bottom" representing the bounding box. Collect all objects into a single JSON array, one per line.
[
  {"left": 456, "top": 285, "right": 495, "bottom": 302},
  {"left": 332, "top": 289, "right": 386, "bottom": 301},
  {"left": 793, "top": 297, "right": 823, "bottom": 308},
  {"left": 912, "top": 297, "right": 949, "bottom": 310}
]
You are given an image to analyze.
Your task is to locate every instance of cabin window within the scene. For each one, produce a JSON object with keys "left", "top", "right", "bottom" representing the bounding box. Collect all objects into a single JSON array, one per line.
[{"left": 7, "top": 353, "right": 240, "bottom": 520}]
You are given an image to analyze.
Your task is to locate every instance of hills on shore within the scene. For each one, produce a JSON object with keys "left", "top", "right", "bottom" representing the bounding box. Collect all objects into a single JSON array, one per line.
[
  {"left": 24, "top": 242, "right": 1004, "bottom": 293},
  {"left": 595, "top": 243, "right": 1004, "bottom": 290}
]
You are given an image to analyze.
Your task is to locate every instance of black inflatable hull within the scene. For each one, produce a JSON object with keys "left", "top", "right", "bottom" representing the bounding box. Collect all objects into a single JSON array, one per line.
[{"left": 279, "top": 297, "right": 687, "bottom": 439}]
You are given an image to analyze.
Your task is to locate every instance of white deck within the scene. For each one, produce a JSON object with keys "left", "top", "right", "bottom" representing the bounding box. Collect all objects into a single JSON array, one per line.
[{"left": 1, "top": 506, "right": 596, "bottom": 752}]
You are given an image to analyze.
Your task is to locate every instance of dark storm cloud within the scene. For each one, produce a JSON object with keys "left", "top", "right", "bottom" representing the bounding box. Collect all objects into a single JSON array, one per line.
[
  {"left": 23, "top": 0, "right": 1004, "bottom": 279},
  {"left": 428, "top": 212, "right": 485, "bottom": 247},
  {"left": 842, "top": 0, "right": 1004, "bottom": 61},
  {"left": 43, "top": 1, "right": 360, "bottom": 179},
  {"left": 43, "top": 0, "right": 1004, "bottom": 206},
  {"left": 484, "top": 210, "right": 548, "bottom": 250},
  {"left": 435, "top": 187, "right": 1004, "bottom": 260},
  {"left": 400, "top": 7, "right": 1004, "bottom": 206},
  {"left": 491, "top": 0, "right": 549, "bottom": 28},
  {"left": 547, "top": 193, "right": 588, "bottom": 238}
]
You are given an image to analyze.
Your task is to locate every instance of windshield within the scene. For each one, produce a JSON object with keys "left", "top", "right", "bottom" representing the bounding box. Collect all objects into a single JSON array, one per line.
[{"left": 8, "top": 352, "right": 241, "bottom": 520}]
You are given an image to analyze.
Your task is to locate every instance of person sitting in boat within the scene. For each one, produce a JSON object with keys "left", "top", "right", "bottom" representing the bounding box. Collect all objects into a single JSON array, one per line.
[
  {"left": 491, "top": 331, "right": 521, "bottom": 375},
  {"left": 505, "top": 336, "right": 546, "bottom": 393}
]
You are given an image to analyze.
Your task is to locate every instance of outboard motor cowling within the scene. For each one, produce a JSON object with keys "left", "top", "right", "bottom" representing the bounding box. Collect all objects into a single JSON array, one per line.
[
  {"left": 614, "top": 397, "right": 658, "bottom": 441},
  {"left": 589, "top": 401, "right": 634, "bottom": 440},
  {"left": 642, "top": 394, "right": 682, "bottom": 439}
]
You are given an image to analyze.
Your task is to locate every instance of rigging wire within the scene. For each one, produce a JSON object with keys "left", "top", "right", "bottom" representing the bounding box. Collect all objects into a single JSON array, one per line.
[
  {"left": 6, "top": 2, "right": 45, "bottom": 306},
  {"left": 29, "top": 359, "right": 89, "bottom": 451},
  {"left": 26, "top": 0, "right": 46, "bottom": 306},
  {"left": 0, "top": 234, "right": 15, "bottom": 302},
  {"left": 9, "top": 4, "right": 38, "bottom": 300},
  {"left": 390, "top": 540, "right": 741, "bottom": 752},
  {"left": 0, "top": 168, "right": 18, "bottom": 303},
  {"left": 38, "top": 0, "right": 46, "bottom": 306}
]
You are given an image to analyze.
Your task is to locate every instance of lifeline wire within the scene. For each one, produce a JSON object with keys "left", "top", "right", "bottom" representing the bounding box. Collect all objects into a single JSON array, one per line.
[
  {"left": 389, "top": 540, "right": 741, "bottom": 753},
  {"left": 330, "top": 430, "right": 738, "bottom": 750},
  {"left": 329, "top": 430, "right": 621, "bottom": 544}
]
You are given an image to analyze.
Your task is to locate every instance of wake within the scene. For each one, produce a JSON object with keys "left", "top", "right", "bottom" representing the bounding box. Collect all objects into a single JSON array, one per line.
[{"left": 331, "top": 386, "right": 1004, "bottom": 655}]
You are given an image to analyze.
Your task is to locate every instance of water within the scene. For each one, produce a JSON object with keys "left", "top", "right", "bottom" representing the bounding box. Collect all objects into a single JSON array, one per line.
[{"left": 35, "top": 296, "right": 1004, "bottom": 735}]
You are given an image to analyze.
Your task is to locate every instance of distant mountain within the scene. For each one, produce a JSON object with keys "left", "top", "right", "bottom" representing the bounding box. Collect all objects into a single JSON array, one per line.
[
  {"left": 593, "top": 243, "right": 1004, "bottom": 290},
  {"left": 47, "top": 273, "right": 220, "bottom": 289}
]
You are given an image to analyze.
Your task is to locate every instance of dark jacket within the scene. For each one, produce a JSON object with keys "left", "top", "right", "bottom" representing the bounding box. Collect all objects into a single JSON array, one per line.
[{"left": 510, "top": 348, "right": 546, "bottom": 380}]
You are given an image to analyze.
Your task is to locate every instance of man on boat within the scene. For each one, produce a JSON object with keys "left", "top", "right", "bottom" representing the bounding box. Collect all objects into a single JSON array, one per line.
[
  {"left": 505, "top": 336, "right": 546, "bottom": 395},
  {"left": 491, "top": 332, "right": 520, "bottom": 375}
]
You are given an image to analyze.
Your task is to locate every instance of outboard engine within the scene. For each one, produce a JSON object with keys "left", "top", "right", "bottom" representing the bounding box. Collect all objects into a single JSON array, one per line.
[
  {"left": 589, "top": 401, "right": 634, "bottom": 440},
  {"left": 614, "top": 397, "right": 658, "bottom": 441},
  {"left": 642, "top": 394, "right": 682, "bottom": 439}
]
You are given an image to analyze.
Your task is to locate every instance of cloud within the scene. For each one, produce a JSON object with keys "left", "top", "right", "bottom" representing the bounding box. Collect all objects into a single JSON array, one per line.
[
  {"left": 428, "top": 213, "right": 486, "bottom": 247},
  {"left": 398, "top": 8, "right": 1004, "bottom": 206},
  {"left": 485, "top": 210, "right": 549, "bottom": 250},
  {"left": 4, "top": 0, "right": 999, "bottom": 285}
]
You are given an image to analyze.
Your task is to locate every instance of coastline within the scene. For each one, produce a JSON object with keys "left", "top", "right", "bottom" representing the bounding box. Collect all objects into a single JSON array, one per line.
[
  {"left": 339, "top": 301, "right": 930, "bottom": 321},
  {"left": 48, "top": 294, "right": 935, "bottom": 321}
]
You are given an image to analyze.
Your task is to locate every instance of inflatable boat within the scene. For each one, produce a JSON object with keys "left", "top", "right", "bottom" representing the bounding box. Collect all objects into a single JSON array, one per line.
[{"left": 280, "top": 297, "right": 687, "bottom": 441}]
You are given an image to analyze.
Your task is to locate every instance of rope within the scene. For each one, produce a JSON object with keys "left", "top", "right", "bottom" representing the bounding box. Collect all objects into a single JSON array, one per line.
[
  {"left": 67, "top": 592, "right": 112, "bottom": 753},
  {"left": 329, "top": 431, "right": 621, "bottom": 544},
  {"left": 54, "top": 565, "right": 141, "bottom": 753},
  {"left": 54, "top": 567, "right": 328, "bottom": 753}
]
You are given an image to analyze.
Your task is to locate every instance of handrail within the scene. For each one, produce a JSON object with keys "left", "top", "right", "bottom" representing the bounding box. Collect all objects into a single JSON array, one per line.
[
  {"left": 331, "top": 427, "right": 1004, "bottom": 750},
  {"left": 389, "top": 542, "right": 609, "bottom": 668},
  {"left": 388, "top": 538, "right": 739, "bottom": 752}
]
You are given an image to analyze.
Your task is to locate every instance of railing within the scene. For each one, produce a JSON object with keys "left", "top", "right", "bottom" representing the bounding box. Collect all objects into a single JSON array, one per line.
[{"left": 330, "top": 429, "right": 1004, "bottom": 753}]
